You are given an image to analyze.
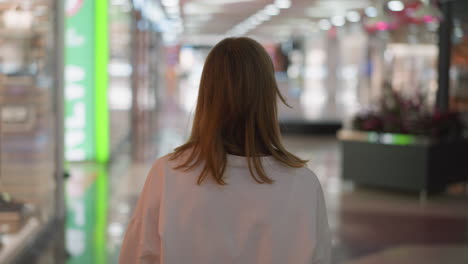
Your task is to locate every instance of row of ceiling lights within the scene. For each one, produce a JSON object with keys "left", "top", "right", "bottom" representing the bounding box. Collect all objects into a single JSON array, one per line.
[
  {"left": 317, "top": 6, "right": 376, "bottom": 31},
  {"left": 226, "top": 0, "right": 415, "bottom": 35},
  {"left": 319, "top": 0, "right": 436, "bottom": 31},
  {"left": 226, "top": 0, "right": 292, "bottom": 36}
]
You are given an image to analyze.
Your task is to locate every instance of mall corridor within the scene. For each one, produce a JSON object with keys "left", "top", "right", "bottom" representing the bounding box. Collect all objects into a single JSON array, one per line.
[
  {"left": 63, "top": 98, "right": 468, "bottom": 264},
  {"left": 0, "top": 0, "right": 468, "bottom": 263}
]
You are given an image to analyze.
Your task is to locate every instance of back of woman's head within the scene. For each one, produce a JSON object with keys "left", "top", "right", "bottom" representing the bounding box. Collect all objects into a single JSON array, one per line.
[{"left": 172, "top": 37, "right": 307, "bottom": 185}]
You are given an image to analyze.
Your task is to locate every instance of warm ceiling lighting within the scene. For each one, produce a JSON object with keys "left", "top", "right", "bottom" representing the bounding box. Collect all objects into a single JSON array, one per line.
[{"left": 387, "top": 0, "right": 405, "bottom": 12}]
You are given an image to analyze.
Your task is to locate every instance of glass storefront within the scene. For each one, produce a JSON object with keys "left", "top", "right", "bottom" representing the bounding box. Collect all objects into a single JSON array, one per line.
[
  {"left": 451, "top": 0, "right": 468, "bottom": 113},
  {"left": 0, "top": 0, "right": 64, "bottom": 262}
]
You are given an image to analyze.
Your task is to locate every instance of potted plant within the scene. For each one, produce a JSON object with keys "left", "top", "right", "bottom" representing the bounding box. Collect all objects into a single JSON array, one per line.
[{"left": 338, "top": 82, "right": 468, "bottom": 195}]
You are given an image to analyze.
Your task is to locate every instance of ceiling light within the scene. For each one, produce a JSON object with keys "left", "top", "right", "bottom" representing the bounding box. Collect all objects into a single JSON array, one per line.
[
  {"left": 365, "top": 4, "right": 397, "bottom": 31},
  {"left": 161, "top": 0, "right": 179, "bottom": 7},
  {"left": 142, "top": 1, "right": 165, "bottom": 23},
  {"left": 256, "top": 12, "right": 270, "bottom": 22},
  {"left": 365, "top": 6, "right": 377, "bottom": 17},
  {"left": 275, "top": 0, "right": 291, "bottom": 9},
  {"left": 226, "top": 2, "right": 279, "bottom": 36},
  {"left": 387, "top": 0, "right": 404, "bottom": 12},
  {"left": 346, "top": 10, "right": 361, "bottom": 22},
  {"left": 166, "top": 6, "right": 180, "bottom": 14},
  {"left": 197, "top": 0, "right": 253, "bottom": 4},
  {"left": 319, "top": 19, "right": 331, "bottom": 30},
  {"left": 248, "top": 17, "right": 261, "bottom": 26},
  {"left": 112, "top": 0, "right": 127, "bottom": 5},
  {"left": 264, "top": 4, "right": 280, "bottom": 16},
  {"left": 331, "top": 15, "right": 345, "bottom": 27},
  {"left": 183, "top": 3, "right": 221, "bottom": 15},
  {"left": 317, "top": 0, "right": 372, "bottom": 9}
]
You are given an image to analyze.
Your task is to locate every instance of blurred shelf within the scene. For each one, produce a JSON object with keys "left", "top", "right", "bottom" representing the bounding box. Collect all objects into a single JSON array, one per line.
[
  {"left": 0, "top": 27, "right": 47, "bottom": 38},
  {"left": 0, "top": 217, "right": 41, "bottom": 264}
]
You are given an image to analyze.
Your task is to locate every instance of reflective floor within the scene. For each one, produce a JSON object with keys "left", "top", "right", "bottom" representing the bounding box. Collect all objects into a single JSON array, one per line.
[{"left": 64, "top": 97, "right": 468, "bottom": 264}]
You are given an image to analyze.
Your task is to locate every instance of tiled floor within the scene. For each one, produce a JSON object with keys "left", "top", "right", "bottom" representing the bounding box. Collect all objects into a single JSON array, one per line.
[{"left": 63, "top": 102, "right": 468, "bottom": 264}]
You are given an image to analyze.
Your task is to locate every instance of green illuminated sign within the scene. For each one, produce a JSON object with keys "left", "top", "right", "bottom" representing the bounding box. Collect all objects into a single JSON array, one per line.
[
  {"left": 95, "top": 0, "right": 110, "bottom": 163},
  {"left": 66, "top": 165, "right": 108, "bottom": 264},
  {"left": 65, "top": 0, "right": 109, "bottom": 162}
]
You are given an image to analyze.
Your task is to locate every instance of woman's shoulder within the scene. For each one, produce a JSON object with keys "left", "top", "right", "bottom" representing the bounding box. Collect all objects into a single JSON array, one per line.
[
  {"left": 150, "top": 151, "right": 192, "bottom": 172},
  {"left": 293, "top": 166, "right": 321, "bottom": 185},
  {"left": 269, "top": 158, "right": 318, "bottom": 178},
  {"left": 273, "top": 162, "right": 323, "bottom": 188},
  {"left": 151, "top": 153, "right": 177, "bottom": 169}
]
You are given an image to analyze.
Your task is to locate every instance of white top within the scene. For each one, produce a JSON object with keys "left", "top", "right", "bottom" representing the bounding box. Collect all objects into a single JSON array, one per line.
[{"left": 119, "top": 153, "right": 331, "bottom": 264}]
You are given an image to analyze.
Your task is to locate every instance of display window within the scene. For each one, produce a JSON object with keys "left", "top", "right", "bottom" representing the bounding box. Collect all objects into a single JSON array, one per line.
[
  {"left": 0, "top": 0, "right": 64, "bottom": 262},
  {"left": 451, "top": 2, "right": 468, "bottom": 113},
  {"left": 130, "top": 11, "right": 163, "bottom": 162},
  {"left": 364, "top": 24, "right": 439, "bottom": 110}
]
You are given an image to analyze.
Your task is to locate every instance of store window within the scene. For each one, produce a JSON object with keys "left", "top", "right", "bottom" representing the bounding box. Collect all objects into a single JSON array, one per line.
[
  {"left": 451, "top": 1, "right": 468, "bottom": 112},
  {"left": 360, "top": 1, "right": 440, "bottom": 111},
  {"left": 0, "top": 0, "right": 63, "bottom": 262}
]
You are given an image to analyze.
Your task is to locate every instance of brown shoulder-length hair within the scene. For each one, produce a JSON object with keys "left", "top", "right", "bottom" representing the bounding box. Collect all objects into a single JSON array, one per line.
[{"left": 171, "top": 37, "right": 307, "bottom": 185}]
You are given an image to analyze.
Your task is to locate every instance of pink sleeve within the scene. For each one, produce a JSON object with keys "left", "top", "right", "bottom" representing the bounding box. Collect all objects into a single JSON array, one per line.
[{"left": 119, "top": 162, "right": 163, "bottom": 264}]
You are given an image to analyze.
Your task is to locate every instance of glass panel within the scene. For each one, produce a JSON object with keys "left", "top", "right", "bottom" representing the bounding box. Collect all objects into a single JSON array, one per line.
[
  {"left": 362, "top": 23, "right": 439, "bottom": 109},
  {"left": 0, "top": 0, "right": 58, "bottom": 260}
]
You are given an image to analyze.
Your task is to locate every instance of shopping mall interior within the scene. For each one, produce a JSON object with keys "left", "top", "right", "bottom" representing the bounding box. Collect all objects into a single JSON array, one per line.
[{"left": 0, "top": 0, "right": 468, "bottom": 263}]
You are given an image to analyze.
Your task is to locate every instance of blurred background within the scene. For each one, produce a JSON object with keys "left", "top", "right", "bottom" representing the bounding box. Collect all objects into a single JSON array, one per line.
[{"left": 0, "top": 0, "right": 468, "bottom": 263}]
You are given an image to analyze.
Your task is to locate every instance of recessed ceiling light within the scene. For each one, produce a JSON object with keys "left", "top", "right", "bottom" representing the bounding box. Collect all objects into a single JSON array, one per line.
[
  {"left": 275, "top": 0, "right": 291, "bottom": 9},
  {"left": 346, "top": 11, "right": 361, "bottom": 22},
  {"left": 264, "top": 4, "right": 280, "bottom": 16},
  {"left": 365, "top": 6, "right": 377, "bottom": 17},
  {"left": 256, "top": 12, "right": 270, "bottom": 22},
  {"left": 185, "top": 14, "right": 212, "bottom": 23},
  {"left": 387, "top": 0, "right": 404, "bottom": 12},
  {"left": 166, "top": 6, "right": 180, "bottom": 14},
  {"left": 197, "top": 0, "right": 254, "bottom": 4},
  {"left": 248, "top": 17, "right": 261, "bottom": 26},
  {"left": 183, "top": 3, "right": 222, "bottom": 15},
  {"left": 161, "top": 0, "right": 179, "bottom": 7},
  {"left": 317, "top": 0, "right": 371, "bottom": 9},
  {"left": 331, "top": 15, "right": 345, "bottom": 27},
  {"left": 319, "top": 19, "right": 331, "bottom": 30}
]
